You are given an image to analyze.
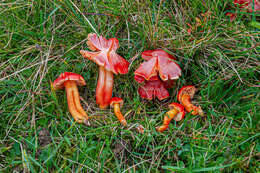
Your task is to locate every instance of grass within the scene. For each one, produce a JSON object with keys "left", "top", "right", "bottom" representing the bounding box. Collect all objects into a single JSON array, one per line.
[{"left": 0, "top": 0, "right": 259, "bottom": 172}]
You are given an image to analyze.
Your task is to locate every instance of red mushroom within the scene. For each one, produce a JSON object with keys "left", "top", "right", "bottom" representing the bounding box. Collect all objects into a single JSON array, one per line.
[
  {"left": 110, "top": 97, "right": 127, "bottom": 126},
  {"left": 156, "top": 103, "right": 185, "bottom": 132},
  {"left": 177, "top": 85, "right": 204, "bottom": 116},
  {"left": 80, "top": 33, "right": 129, "bottom": 109},
  {"left": 52, "top": 72, "right": 89, "bottom": 124},
  {"left": 134, "top": 49, "right": 181, "bottom": 100},
  {"left": 135, "top": 49, "right": 181, "bottom": 81}
]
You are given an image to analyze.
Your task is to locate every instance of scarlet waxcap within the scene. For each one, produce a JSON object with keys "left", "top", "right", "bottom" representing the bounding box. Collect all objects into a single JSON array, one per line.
[
  {"left": 134, "top": 49, "right": 181, "bottom": 82},
  {"left": 177, "top": 85, "right": 196, "bottom": 103},
  {"left": 52, "top": 72, "right": 86, "bottom": 90},
  {"left": 110, "top": 97, "right": 124, "bottom": 108},
  {"left": 169, "top": 103, "right": 185, "bottom": 121},
  {"left": 80, "top": 33, "right": 129, "bottom": 75}
]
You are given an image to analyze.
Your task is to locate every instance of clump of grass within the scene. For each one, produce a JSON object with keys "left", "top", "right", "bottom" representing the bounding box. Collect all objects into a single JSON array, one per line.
[{"left": 0, "top": 0, "right": 259, "bottom": 172}]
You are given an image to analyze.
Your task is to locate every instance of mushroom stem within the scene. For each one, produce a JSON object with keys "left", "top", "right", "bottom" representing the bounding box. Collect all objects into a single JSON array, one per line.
[
  {"left": 103, "top": 69, "right": 113, "bottom": 108},
  {"left": 113, "top": 103, "right": 127, "bottom": 126},
  {"left": 64, "top": 81, "right": 89, "bottom": 123},
  {"left": 96, "top": 66, "right": 114, "bottom": 109},
  {"left": 96, "top": 66, "right": 105, "bottom": 106},
  {"left": 156, "top": 109, "right": 178, "bottom": 132},
  {"left": 181, "top": 94, "right": 203, "bottom": 116}
]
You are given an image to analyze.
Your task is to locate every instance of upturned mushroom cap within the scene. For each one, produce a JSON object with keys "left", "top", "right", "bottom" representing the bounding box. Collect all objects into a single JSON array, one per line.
[
  {"left": 110, "top": 97, "right": 124, "bottom": 108},
  {"left": 134, "top": 49, "right": 181, "bottom": 82},
  {"left": 80, "top": 33, "right": 129, "bottom": 75},
  {"left": 177, "top": 85, "right": 196, "bottom": 103},
  {"left": 52, "top": 72, "right": 86, "bottom": 90},
  {"left": 169, "top": 103, "right": 185, "bottom": 121}
]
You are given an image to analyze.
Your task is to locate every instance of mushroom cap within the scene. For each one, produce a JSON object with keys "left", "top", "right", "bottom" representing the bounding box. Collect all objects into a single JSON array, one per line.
[
  {"left": 134, "top": 49, "right": 181, "bottom": 81},
  {"left": 138, "top": 79, "right": 169, "bottom": 100},
  {"left": 110, "top": 97, "right": 124, "bottom": 108},
  {"left": 52, "top": 72, "right": 86, "bottom": 90},
  {"left": 169, "top": 103, "right": 185, "bottom": 121},
  {"left": 177, "top": 85, "right": 196, "bottom": 102},
  {"left": 80, "top": 33, "right": 129, "bottom": 75}
]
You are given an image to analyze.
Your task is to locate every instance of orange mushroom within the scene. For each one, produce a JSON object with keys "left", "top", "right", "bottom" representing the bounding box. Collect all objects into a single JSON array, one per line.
[
  {"left": 110, "top": 97, "right": 127, "bottom": 126},
  {"left": 80, "top": 33, "right": 129, "bottom": 109},
  {"left": 52, "top": 72, "right": 89, "bottom": 124},
  {"left": 177, "top": 85, "right": 204, "bottom": 116},
  {"left": 156, "top": 103, "right": 185, "bottom": 132}
]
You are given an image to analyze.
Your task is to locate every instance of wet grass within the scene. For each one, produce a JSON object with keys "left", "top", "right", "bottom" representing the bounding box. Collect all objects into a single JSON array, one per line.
[{"left": 0, "top": 0, "right": 259, "bottom": 172}]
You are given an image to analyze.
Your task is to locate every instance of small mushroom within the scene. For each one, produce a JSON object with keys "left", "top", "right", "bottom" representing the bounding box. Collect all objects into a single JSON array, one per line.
[
  {"left": 156, "top": 103, "right": 185, "bottom": 132},
  {"left": 110, "top": 97, "right": 127, "bottom": 126},
  {"left": 177, "top": 85, "right": 204, "bottom": 116},
  {"left": 52, "top": 72, "right": 89, "bottom": 124},
  {"left": 80, "top": 33, "right": 129, "bottom": 109}
]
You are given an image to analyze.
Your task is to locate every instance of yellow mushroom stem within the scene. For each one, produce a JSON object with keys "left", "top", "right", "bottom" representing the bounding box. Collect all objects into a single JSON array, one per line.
[
  {"left": 156, "top": 109, "right": 179, "bottom": 132},
  {"left": 181, "top": 94, "right": 203, "bottom": 116},
  {"left": 64, "top": 81, "right": 89, "bottom": 123},
  {"left": 113, "top": 103, "right": 127, "bottom": 126}
]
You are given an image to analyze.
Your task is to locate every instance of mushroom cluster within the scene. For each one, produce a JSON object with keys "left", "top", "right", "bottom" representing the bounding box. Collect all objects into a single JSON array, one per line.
[
  {"left": 134, "top": 49, "right": 182, "bottom": 100},
  {"left": 156, "top": 85, "right": 204, "bottom": 132},
  {"left": 51, "top": 34, "right": 205, "bottom": 132}
]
